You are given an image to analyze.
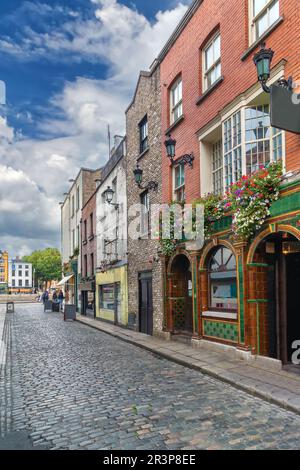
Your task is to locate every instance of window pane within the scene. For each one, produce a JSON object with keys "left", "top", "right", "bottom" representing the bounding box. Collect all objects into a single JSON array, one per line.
[
  {"left": 214, "top": 35, "right": 221, "bottom": 60},
  {"left": 253, "top": 0, "right": 267, "bottom": 16},
  {"left": 269, "top": 0, "right": 279, "bottom": 24},
  {"left": 205, "top": 43, "right": 214, "bottom": 70},
  {"left": 256, "top": 10, "right": 268, "bottom": 37}
]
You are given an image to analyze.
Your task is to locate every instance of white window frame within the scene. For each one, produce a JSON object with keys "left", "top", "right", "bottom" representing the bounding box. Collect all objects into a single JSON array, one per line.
[
  {"left": 202, "top": 32, "right": 221, "bottom": 92},
  {"left": 170, "top": 78, "right": 183, "bottom": 125},
  {"left": 212, "top": 140, "right": 223, "bottom": 195},
  {"left": 249, "top": 0, "right": 280, "bottom": 44},
  {"left": 140, "top": 191, "right": 150, "bottom": 237},
  {"left": 173, "top": 163, "right": 185, "bottom": 202}
]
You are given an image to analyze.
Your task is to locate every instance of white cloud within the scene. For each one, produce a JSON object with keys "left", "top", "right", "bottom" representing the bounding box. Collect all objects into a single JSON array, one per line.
[{"left": 0, "top": 0, "right": 189, "bottom": 256}]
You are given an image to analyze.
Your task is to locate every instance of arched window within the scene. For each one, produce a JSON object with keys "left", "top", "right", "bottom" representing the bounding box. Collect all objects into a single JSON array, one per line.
[{"left": 208, "top": 246, "right": 237, "bottom": 312}]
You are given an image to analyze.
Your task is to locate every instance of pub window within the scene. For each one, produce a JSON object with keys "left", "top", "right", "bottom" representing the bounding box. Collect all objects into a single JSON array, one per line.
[
  {"left": 212, "top": 140, "right": 223, "bottom": 195},
  {"left": 208, "top": 246, "right": 237, "bottom": 312}
]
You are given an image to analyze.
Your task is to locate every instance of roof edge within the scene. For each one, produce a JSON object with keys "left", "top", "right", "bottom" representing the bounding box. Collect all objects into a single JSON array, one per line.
[{"left": 157, "top": 0, "right": 202, "bottom": 62}]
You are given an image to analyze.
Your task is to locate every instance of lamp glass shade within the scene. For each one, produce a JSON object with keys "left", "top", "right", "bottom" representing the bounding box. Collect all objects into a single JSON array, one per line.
[
  {"left": 164, "top": 135, "right": 176, "bottom": 159},
  {"left": 133, "top": 165, "right": 143, "bottom": 185},
  {"left": 253, "top": 46, "right": 274, "bottom": 82},
  {"left": 105, "top": 186, "right": 114, "bottom": 204}
]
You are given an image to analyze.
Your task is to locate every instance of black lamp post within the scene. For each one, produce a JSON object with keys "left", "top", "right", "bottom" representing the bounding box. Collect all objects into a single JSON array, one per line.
[
  {"left": 133, "top": 164, "right": 158, "bottom": 190},
  {"left": 164, "top": 134, "right": 194, "bottom": 167},
  {"left": 253, "top": 43, "right": 293, "bottom": 93},
  {"left": 104, "top": 186, "right": 119, "bottom": 209}
]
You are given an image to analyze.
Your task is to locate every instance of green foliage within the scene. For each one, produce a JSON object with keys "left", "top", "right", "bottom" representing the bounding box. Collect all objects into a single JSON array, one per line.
[
  {"left": 23, "top": 248, "right": 61, "bottom": 283},
  {"left": 159, "top": 163, "right": 283, "bottom": 256}
]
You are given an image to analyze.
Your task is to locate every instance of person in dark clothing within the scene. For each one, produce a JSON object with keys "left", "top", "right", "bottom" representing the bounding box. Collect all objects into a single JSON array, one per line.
[
  {"left": 52, "top": 291, "right": 58, "bottom": 302},
  {"left": 58, "top": 290, "right": 64, "bottom": 310}
]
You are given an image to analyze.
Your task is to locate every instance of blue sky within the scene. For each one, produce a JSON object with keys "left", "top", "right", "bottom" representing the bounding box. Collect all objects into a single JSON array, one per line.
[{"left": 0, "top": 0, "right": 190, "bottom": 256}]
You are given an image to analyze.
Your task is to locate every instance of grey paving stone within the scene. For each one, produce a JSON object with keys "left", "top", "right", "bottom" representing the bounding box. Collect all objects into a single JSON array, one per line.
[{"left": 0, "top": 303, "right": 300, "bottom": 450}]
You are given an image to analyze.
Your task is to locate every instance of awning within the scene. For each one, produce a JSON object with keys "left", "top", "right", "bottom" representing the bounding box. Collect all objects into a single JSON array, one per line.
[{"left": 57, "top": 274, "right": 74, "bottom": 286}]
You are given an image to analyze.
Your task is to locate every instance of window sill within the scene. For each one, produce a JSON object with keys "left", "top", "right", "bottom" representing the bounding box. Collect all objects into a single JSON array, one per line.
[
  {"left": 196, "top": 76, "right": 224, "bottom": 106},
  {"left": 202, "top": 310, "right": 238, "bottom": 320},
  {"left": 241, "top": 16, "right": 284, "bottom": 62},
  {"left": 165, "top": 114, "right": 185, "bottom": 136},
  {"left": 137, "top": 147, "right": 150, "bottom": 161}
]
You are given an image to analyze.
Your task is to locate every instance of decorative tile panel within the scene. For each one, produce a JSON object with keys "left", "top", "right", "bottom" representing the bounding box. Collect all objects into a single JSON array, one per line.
[{"left": 203, "top": 320, "right": 238, "bottom": 342}]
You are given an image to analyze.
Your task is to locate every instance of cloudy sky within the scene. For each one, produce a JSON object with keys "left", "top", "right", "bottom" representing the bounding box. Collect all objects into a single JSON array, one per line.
[{"left": 0, "top": 0, "right": 190, "bottom": 257}]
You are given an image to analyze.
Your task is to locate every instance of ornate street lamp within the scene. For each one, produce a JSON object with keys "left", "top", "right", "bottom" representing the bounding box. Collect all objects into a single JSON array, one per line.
[
  {"left": 164, "top": 135, "right": 176, "bottom": 162},
  {"left": 253, "top": 43, "right": 293, "bottom": 93},
  {"left": 133, "top": 164, "right": 158, "bottom": 190},
  {"left": 104, "top": 186, "right": 119, "bottom": 209},
  {"left": 164, "top": 134, "right": 194, "bottom": 167}
]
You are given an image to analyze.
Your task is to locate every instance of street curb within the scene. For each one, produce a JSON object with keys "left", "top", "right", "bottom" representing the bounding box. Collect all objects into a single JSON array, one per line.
[{"left": 76, "top": 317, "right": 300, "bottom": 417}]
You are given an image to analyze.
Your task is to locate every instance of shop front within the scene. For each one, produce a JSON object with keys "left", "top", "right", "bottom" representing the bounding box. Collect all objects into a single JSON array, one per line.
[
  {"left": 79, "top": 277, "right": 95, "bottom": 318},
  {"left": 164, "top": 177, "right": 300, "bottom": 367},
  {"left": 95, "top": 265, "right": 128, "bottom": 327}
]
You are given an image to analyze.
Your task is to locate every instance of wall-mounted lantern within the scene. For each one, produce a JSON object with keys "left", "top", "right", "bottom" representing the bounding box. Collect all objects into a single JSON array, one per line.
[
  {"left": 104, "top": 186, "right": 119, "bottom": 209},
  {"left": 164, "top": 134, "right": 194, "bottom": 167},
  {"left": 133, "top": 164, "right": 158, "bottom": 190},
  {"left": 253, "top": 43, "right": 293, "bottom": 93}
]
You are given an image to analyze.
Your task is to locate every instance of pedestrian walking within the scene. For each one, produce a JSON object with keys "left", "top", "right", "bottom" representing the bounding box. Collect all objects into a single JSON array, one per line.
[{"left": 58, "top": 290, "right": 64, "bottom": 310}]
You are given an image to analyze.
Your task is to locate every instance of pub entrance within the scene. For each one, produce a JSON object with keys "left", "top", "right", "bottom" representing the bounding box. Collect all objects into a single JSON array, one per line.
[
  {"left": 169, "top": 254, "right": 193, "bottom": 334},
  {"left": 257, "top": 232, "right": 300, "bottom": 364}
]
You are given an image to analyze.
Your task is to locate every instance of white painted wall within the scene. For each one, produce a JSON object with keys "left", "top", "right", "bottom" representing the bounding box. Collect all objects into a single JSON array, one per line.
[
  {"left": 8, "top": 261, "right": 33, "bottom": 289},
  {"left": 96, "top": 159, "right": 127, "bottom": 267}
]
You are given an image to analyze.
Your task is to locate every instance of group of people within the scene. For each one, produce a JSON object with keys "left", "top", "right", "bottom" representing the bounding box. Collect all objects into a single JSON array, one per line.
[{"left": 41, "top": 289, "right": 69, "bottom": 310}]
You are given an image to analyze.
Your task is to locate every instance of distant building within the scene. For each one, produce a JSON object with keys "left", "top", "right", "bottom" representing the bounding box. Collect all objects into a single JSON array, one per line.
[
  {"left": 8, "top": 256, "right": 33, "bottom": 293},
  {"left": 60, "top": 167, "right": 101, "bottom": 311},
  {"left": 95, "top": 136, "right": 128, "bottom": 326},
  {"left": 0, "top": 250, "right": 9, "bottom": 294}
]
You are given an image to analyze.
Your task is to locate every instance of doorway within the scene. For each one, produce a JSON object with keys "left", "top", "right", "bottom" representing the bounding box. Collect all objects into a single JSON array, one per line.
[
  {"left": 170, "top": 254, "right": 193, "bottom": 334},
  {"left": 139, "top": 271, "right": 153, "bottom": 335},
  {"left": 258, "top": 233, "right": 300, "bottom": 364}
]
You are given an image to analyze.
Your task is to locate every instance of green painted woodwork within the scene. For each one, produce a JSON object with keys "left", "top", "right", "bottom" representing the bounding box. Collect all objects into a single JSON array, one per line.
[
  {"left": 247, "top": 263, "right": 269, "bottom": 267},
  {"left": 270, "top": 190, "right": 300, "bottom": 217},
  {"left": 203, "top": 320, "right": 238, "bottom": 342},
  {"left": 247, "top": 299, "right": 268, "bottom": 303},
  {"left": 211, "top": 215, "right": 232, "bottom": 234},
  {"left": 238, "top": 256, "right": 245, "bottom": 344},
  {"left": 193, "top": 261, "right": 198, "bottom": 333}
]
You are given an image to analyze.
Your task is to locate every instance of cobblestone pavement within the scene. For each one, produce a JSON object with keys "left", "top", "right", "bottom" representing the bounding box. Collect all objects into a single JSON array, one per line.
[{"left": 1, "top": 304, "right": 300, "bottom": 450}]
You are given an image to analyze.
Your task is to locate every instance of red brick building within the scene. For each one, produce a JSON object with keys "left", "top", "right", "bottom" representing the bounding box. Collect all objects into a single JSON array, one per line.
[
  {"left": 80, "top": 188, "right": 98, "bottom": 317},
  {"left": 159, "top": 0, "right": 300, "bottom": 366}
]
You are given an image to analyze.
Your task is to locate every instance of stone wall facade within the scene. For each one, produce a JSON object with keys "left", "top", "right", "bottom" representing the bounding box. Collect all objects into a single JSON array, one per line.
[{"left": 126, "top": 65, "right": 165, "bottom": 335}]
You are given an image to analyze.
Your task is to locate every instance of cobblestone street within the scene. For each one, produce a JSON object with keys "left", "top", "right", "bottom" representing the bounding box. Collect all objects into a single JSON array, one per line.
[{"left": 1, "top": 303, "right": 300, "bottom": 450}]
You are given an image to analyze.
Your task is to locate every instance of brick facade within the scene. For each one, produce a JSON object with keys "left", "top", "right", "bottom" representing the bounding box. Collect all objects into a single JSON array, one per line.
[
  {"left": 81, "top": 190, "right": 97, "bottom": 278},
  {"left": 160, "top": 0, "right": 300, "bottom": 203},
  {"left": 126, "top": 65, "right": 165, "bottom": 335},
  {"left": 158, "top": 0, "right": 300, "bottom": 362}
]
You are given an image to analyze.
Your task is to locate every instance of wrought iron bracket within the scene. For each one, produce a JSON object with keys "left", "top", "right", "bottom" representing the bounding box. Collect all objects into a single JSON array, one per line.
[
  {"left": 138, "top": 181, "right": 158, "bottom": 191},
  {"left": 170, "top": 153, "right": 194, "bottom": 168},
  {"left": 261, "top": 76, "right": 293, "bottom": 94}
]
